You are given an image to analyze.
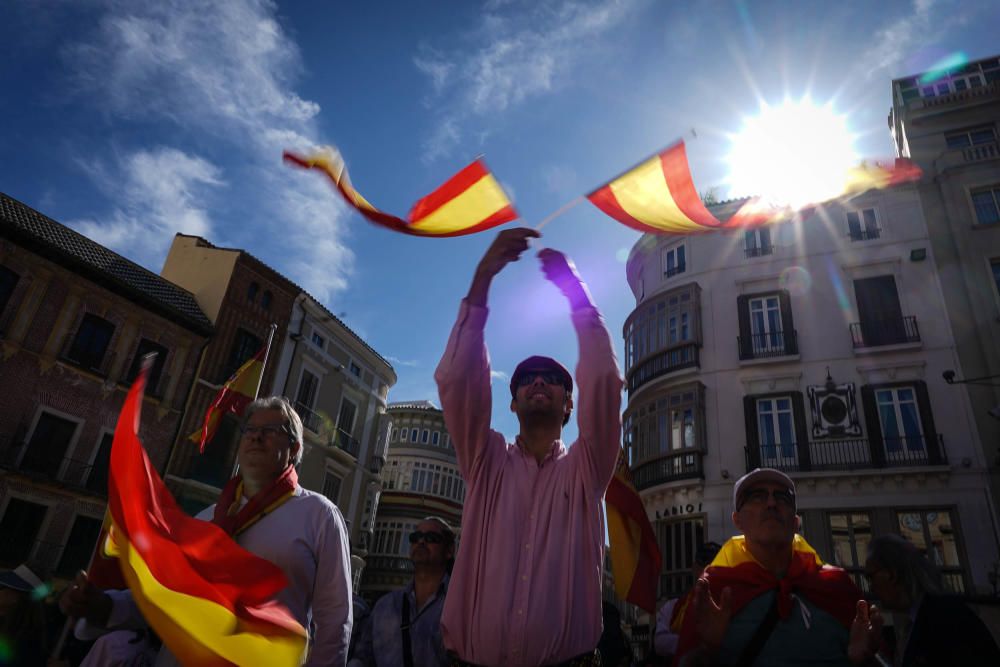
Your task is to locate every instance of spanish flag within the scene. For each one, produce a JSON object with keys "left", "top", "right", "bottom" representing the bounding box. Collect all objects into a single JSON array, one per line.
[
  {"left": 190, "top": 344, "right": 266, "bottom": 452},
  {"left": 283, "top": 148, "right": 518, "bottom": 236},
  {"left": 108, "top": 360, "right": 307, "bottom": 666},
  {"left": 606, "top": 449, "right": 661, "bottom": 613}
]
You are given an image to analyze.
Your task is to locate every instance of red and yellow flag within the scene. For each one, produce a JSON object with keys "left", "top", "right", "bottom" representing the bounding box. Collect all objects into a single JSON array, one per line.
[
  {"left": 190, "top": 345, "right": 266, "bottom": 452},
  {"left": 606, "top": 449, "right": 661, "bottom": 613},
  {"left": 109, "top": 361, "right": 307, "bottom": 666},
  {"left": 283, "top": 148, "right": 518, "bottom": 236}
]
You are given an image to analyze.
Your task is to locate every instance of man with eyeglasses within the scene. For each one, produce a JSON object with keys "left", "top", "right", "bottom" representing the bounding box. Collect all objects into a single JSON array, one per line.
[
  {"left": 349, "top": 517, "right": 455, "bottom": 667},
  {"left": 674, "top": 468, "right": 883, "bottom": 666},
  {"left": 435, "top": 228, "right": 624, "bottom": 666},
  {"left": 62, "top": 396, "right": 354, "bottom": 666}
]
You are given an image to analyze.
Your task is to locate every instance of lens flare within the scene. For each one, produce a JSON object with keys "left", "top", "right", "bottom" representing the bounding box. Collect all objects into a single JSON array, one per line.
[
  {"left": 779, "top": 266, "right": 812, "bottom": 296},
  {"left": 918, "top": 51, "right": 969, "bottom": 85}
]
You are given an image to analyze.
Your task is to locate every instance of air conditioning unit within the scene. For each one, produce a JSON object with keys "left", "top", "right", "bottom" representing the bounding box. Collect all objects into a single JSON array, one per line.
[{"left": 807, "top": 382, "right": 862, "bottom": 438}]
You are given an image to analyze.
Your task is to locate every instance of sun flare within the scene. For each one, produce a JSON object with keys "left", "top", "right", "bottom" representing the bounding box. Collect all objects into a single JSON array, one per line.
[{"left": 727, "top": 98, "right": 858, "bottom": 209}]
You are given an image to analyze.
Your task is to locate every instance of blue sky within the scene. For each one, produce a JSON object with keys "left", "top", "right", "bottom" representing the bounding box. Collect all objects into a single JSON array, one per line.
[{"left": 2, "top": 0, "right": 998, "bottom": 441}]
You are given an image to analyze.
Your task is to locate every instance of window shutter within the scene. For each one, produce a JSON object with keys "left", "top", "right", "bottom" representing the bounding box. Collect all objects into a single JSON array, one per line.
[
  {"left": 791, "top": 392, "right": 811, "bottom": 471},
  {"left": 744, "top": 395, "right": 761, "bottom": 470},
  {"left": 860, "top": 385, "right": 886, "bottom": 467},
  {"left": 778, "top": 290, "right": 798, "bottom": 354},
  {"left": 912, "top": 381, "right": 942, "bottom": 464},
  {"left": 737, "top": 295, "right": 752, "bottom": 360}
]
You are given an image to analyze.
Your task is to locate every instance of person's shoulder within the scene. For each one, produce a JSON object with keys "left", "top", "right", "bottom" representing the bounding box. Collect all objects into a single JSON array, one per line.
[
  {"left": 291, "top": 487, "right": 345, "bottom": 520},
  {"left": 372, "top": 589, "right": 404, "bottom": 615}
]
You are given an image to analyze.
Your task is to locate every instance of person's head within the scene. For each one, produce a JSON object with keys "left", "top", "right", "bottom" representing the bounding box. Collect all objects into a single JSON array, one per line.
[
  {"left": 0, "top": 564, "right": 47, "bottom": 639},
  {"left": 409, "top": 517, "right": 456, "bottom": 574},
  {"left": 865, "top": 534, "right": 942, "bottom": 611},
  {"left": 692, "top": 541, "right": 722, "bottom": 578},
  {"left": 509, "top": 356, "right": 574, "bottom": 427},
  {"left": 238, "top": 397, "right": 303, "bottom": 487},
  {"left": 731, "top": 468, "right": 799, "bottom": 550}
]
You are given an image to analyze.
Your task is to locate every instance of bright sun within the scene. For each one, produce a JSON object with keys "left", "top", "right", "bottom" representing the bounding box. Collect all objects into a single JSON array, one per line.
[{"left": 727, "top": 98, "right": 858, "bottom": 209}]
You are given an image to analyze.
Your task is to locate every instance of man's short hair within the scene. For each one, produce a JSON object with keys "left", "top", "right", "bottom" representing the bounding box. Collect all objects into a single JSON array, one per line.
[
  {"left": 867, "top": 534, "right": 943, "bottom": 601},
  {"left": 244, "top": 396, "right": 304, "bottom": 466},
  {"left": 732, "top": 468, "right": 796, "bottom": 510}
]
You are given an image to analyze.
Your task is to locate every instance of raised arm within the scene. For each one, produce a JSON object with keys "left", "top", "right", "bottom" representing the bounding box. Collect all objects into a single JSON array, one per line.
[
  {"left": 435, "top": 228, "right": 539, "bottom": 479},
  {"left": 538, "top": 248, "right": 624, "bottom": 493}
]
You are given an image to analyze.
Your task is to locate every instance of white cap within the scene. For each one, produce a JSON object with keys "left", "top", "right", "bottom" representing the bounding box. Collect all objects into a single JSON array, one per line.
[
  {"left": 0, "top": 564, "right": 44, "bottom": 592},
  {"left": 732, "top": 468, "right": 796, "bottom": 509}
]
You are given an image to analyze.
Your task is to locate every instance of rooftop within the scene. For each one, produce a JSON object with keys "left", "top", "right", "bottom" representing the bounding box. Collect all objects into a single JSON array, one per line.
[
  {"left": 1, "top": 193, "right": 213, "bottom": 335},
  {"left": 388, "top": 400, "right": 441, "bottom": 412}
]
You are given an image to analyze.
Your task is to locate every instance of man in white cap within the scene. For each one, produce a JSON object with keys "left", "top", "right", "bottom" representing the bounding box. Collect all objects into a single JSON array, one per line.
[{"left": 674, "top": 468, "right": 884, "bottom": 666}]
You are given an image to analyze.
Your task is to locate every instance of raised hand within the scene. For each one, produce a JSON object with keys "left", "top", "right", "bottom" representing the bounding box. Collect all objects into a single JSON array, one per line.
[
  {"left": 467, "top": 227, "right": 541, "bottom": 305},
  {"left": 848, "top": 599, "right": 883, "bottom": 665},
  {"left": 537, "top": 248, "right": 593, "bottom": 311},
  {"left": 691, "top": 578, "right": 733, "bottom": 655},
  {"left": 58, "top": 570, "right": 112, "bottom": 626}
]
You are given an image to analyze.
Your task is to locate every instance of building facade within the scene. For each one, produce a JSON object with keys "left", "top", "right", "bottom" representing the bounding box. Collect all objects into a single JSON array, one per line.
[
  {"left": 271, "top": 292, "right": 396, "bottom": 583},
  {"left": 0, "top": 193, "right": 212, "bottom": 579},
  {"left": 359, "top": 401, "right": 464, "bottom": 602},
  {"left": 623, "top": 186, "right": 999, "bottom": 606},
  {"left": 889, "top": 54, "right": 1000, "bottom": 518}
]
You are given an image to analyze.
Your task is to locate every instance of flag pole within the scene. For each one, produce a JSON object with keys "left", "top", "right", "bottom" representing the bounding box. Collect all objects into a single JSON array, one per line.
[
  {"left": 230, "top": 324, "right": 278, "bottom": 480},
  {"left": 533, "top": 196, "right": 584, "bottom": 232}
]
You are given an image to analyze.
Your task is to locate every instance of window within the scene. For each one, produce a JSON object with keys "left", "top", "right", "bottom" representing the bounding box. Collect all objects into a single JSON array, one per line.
[
  {"left": 744, "top": 227, "right": 772, "bottom": 257},
  {"left": 992, "top": 260, "right": 1000, "bottom": 303},
  {"left": 828, "top": 512, "right": 873, "bottom": 591},
  {"left": 656, "top": 517, "right": 706, "bottom": 598},
  {"left": 432, "top": 431, "right": 440, "bottom": 446},
  {"left": 945, "top": 125, "right": 996, "bottom": 149},
  {"left": 0, "top": 265, "right": 19, "bottom": 325},
  {"left": 261, "top": 290, "right": 273, "bottom": 311},
  {"left": 337, "top": 399, "right": 358, "bottom": 436},
  {"left": 66, "top": 313, "right": 115, "bottom": 372},
  {"left": 743, "top": 392, "right": 807, "bottom": 471},
  {"left": 223, "top": 329, "right": 262, "bottom": 380},
  {"left": 897, "top": 510, "right": 965, "bottom": 593},
  {"left": 247, "top": 282, "right": 259, "bottom": 303},
  {"left": 295, "top": 370, "right": 320, "bottom": 431},
  {"left": 349, "top": 362, "right": 362, "bottom": 378},
  {"left": 126, "top": 339, "right": 169, "bottom": 393},
  {"left": 410, "top": 428, "right": 418, "bottom": 442},
  {"left": 311, "top": 332, "right": 325, "bottom": 349},
  {"left": 322, "top": 470, "right": 343, "bottom": 505},
  {"left": 391, "top": 427, "right": 399, "bottom": 442},
  {"left": 56, "top": 515, "right": 103, "bottom": 576},
  {"left": 971, "top": 185, "right": 1000, "bottom": 225},
  {"left": 421, "top": 429, "right": 429, "bottom": 444},
  {"left": 847, "top": 208, "right": 880, "bottom": 241},
  {"left": 851, "top": 276, "right": 918, "bottom": 347},
  {"left": 623, "top": 285, "right": 700, "bottom": 383},
  {"left": 737, "top": 291, "right": 796, "bottom": 359},
  {"left": 0, "top": 498, "right": 48, "bottom": 565},
  {"left": 875, "top": 387, "right": 924, "bottom": 456},
  {"left": 624, "top": 384, "right": 704, "bottom": 470},
  {"left": 86, "top": 433, "right": 113, "bottom": 495},
  {"left": 860, "top": 382, "right": 941, "bottom": 467},
  {"left": 663, "top": 244, "right": 686, "bottom": 277},
  {"left": 400, "top": 427, "right": 408, "bottom": 442},
  {"left": 20, "top": 411, "right": 78, "bottom": 477}
]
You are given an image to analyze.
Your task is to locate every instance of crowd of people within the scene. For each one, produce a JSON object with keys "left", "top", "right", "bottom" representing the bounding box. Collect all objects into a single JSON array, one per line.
[{"left": 2, "top": 228, "right": 999, "bottom": 666}]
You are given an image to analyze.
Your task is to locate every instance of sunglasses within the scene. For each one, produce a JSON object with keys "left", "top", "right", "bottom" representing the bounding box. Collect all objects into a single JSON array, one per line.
[
  {"left": 240, "top": 423, "right": 290, "bottom": 438},
  {"left": 409, "top": 531, "right": 446, "bottom": 545},
  {"left": 738, "top": 487, "right": 795, "bottom": 509},
  {"left": 516, "top": 371, "right": 564, "bottom": 388}
]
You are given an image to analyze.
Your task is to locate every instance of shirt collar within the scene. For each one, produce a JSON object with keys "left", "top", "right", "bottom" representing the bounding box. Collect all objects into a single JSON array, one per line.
[{"left": 514, "top": 436, "right": 566, "bottom": 466}]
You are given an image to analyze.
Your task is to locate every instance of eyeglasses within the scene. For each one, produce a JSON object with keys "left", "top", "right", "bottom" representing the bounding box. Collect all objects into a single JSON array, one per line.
[
  {"left": 240, "top": 424, "right": 290, "bottom": 438},
  {"left": 409, "top": 531, "right": 446, "bottom": 545},
  {"left": 516, "top": 371, "right": 563, "bottom": 388},
  {"left": 737, "top": 487, "right": 795, "bottom": 509}
]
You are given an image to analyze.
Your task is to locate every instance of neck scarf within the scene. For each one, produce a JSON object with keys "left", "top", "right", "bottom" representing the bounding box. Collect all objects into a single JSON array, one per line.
[{"left": 212, "top": 465, "right": 298, "bottom": 536}]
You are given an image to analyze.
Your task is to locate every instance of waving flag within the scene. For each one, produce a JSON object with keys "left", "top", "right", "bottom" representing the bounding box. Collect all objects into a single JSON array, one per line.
[
  {"left": 606, "top": 449, "right": 661, "bottom": 613},
  {"left": 284, "top": 148, "right": 518, "bottom": 236},
  {"left": 109, "top": 359, "right": 307, "bottom": 666}
]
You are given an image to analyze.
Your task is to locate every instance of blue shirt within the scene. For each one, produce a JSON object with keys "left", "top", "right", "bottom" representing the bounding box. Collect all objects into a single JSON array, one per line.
[{"left": 350, "top": 576, "right": 450, "bottom": 667}]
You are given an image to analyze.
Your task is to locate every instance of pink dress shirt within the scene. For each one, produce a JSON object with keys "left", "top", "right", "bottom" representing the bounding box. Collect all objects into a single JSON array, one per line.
[{"left": 435, "top": 299, "right": 623, "bottom": 666}]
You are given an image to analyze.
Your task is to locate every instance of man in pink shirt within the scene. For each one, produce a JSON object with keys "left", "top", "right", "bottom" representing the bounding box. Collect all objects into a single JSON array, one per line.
[{"left": 435, "top": 228, "right": 624, "bottom": 666}]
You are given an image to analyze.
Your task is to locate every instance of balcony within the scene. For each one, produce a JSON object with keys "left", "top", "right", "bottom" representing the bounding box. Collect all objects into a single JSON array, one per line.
[
  {"left": 744, "top": 434, "right": 947, "bottom": 473},
  {"left": 331, "top": 428, "right": 360, "bottom": 458},
  {"left": 744, "top": 244, "right": 774, "bottom": 258},
  {"left": 364, "top": 555, "right": 413, "bottom": 573},
  {"left": 738, "top": 330, "right": 798, "bottom": 361},
  {"left": 295, "top": 402, "right": 324, "bottom": 434},
  {"left": 849, "top": 227, "right": 882, "bottom": 242},
  {"left": 627, "top": 343, "right": 699, "bottom": 393},
  {"left": 849, "top": 316, "right": 920, "bottom": 348},
  {"left": 911, "top": 81, "right": 1000, "bottom": 112},
  {"left": 664, "top": 263, "right": 686, "bottom": 278},
  {"left": 631, "top": 450, "right": 704, "bottom": 491},
  {"left": 0, "top": 440, "right": 97, "bottom": 491}
]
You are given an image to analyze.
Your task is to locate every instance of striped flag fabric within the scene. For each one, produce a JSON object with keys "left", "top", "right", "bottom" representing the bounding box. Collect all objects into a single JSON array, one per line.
[
  {"left": 284, "top": 148, "right": 518, "bottom": 237},
  {"left": 606, "top": 448, "right": 661, "bottom": 613},
  {"left": 190, "top": 344, "right": 267, "bottom": 452},
  {"left": 108, "top": 360, "right": 307, "bottom": 666}
]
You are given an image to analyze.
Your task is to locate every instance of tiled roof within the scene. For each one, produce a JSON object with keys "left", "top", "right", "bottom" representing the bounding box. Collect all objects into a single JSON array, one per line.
[
  {"left": 1, "top": 193, "right": 213, "bottom": 334},
  {"left": 388, "top": 400, "right": 440, "bottom": 412}
]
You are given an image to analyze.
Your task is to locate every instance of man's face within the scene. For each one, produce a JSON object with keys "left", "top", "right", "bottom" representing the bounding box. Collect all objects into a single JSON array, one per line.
[
  {"left": 237, "top": 408, "right": 298, "bottom": 485},
  {"left": 510, "top": 370, "right": 572, "bottom": 425},
  {"left": 864, "top": 558, "right": 905, "bottom": 610},
  {"left": 409, "top": 520, "right": 453, "bottom": 568},
  {"left": 732, "top": 482, "right": 799, "bottom": 549}
]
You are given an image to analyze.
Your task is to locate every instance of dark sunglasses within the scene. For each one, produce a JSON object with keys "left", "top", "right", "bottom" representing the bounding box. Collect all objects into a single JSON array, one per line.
[
  {"left": 409, "top": 531, "right": 446, "bottom": 545},
  {"left": 738, "top": 487, "right": 795, "bottom": 509},
  {"left": 516, "top": 371, "right": 563, "bottom": 388}
]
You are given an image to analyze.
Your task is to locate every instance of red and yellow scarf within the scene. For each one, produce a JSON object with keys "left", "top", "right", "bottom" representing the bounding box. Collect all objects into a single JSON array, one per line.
[{"left": 212, "top": 465, "right": 298, "bottom": 536}]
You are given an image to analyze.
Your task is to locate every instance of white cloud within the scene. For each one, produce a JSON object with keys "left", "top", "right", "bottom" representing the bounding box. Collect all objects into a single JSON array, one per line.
[
  {"left": 490, "top": 370, "right": 510, "bottom": 383},
  {"left": 62, "top": 0, "right": 351, "bottom": 302},
  {"left": 387, "top": 355, "right": 420, "bottom": 368},
  {"left": 415, "top": 0, "right": 636, "bottom": 160}
]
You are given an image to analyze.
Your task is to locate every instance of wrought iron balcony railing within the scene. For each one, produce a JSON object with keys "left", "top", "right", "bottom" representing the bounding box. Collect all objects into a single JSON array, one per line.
[
  {"left": 664, "top": 263, "right": 686, "bottom": 277},
  {"left": 744, "top": 244, "right": 774, "bottom": 258},
  {"left": 0, "top": 440, "right": 97, "bottom": 490},
  {"left": 295, "top": 402, "right": 324, "bottom": 434},
  {"left": 744, "top": 434, "right": 947, "bottom": 472},
  {"left": 849, "top": 316, "right": 920, "bottom": 348},
  {"left": 332, "top": 429, "right": 361, "bottom": 458},
  {"left": 627, "top": 343, "right": 699, "bottom": 393},
  {"left": 738, "top": 330, "right": 798, "bottom": 360},
  {"left": 630, "top": 450, "right": 704, "bottom": 491},
  {"left": 849, "top": 227, "right": 882, "bottom": 241}
]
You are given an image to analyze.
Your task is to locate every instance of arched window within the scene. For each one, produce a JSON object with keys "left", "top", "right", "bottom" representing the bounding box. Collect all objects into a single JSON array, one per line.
[{"left": 247, "top": 282, "right": 259, "bottom": 303}]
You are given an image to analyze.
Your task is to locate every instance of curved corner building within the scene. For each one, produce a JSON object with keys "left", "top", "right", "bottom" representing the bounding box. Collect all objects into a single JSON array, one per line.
[
  {"left": 623, "top": 191, "right": 999, "bottom": 605},
  {"left": 359, "top": 400, "right": 465, "bottom": 601}
]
